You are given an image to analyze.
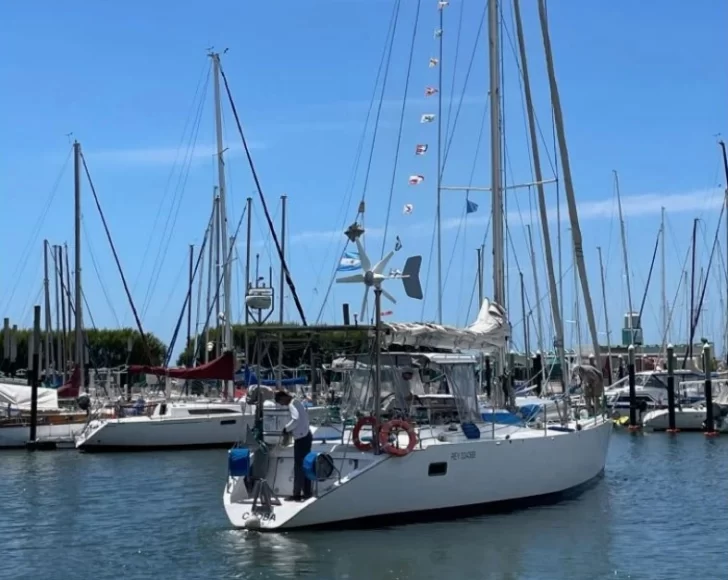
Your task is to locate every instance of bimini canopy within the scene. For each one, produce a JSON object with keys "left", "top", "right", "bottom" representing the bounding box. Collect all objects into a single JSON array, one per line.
[{"left": 381, "top": 299, "right": 509, "bottom": 352}]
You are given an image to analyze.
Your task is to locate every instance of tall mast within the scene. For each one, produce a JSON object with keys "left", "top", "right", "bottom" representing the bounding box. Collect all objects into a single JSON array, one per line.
[
  {"left": 73, "top": 141, "right": 85, "bottom": 391},
  {"left": 597, "top": 246, "right": 613, "bottom": 383},
  {"left": 435, "top": 5, "right": 444, "bottom": 324},
  {"left": 513, "top": 0, "right": 564, "bottom": 383},
  {"left": 538, "top": 0, "right": 601, "bottom": 364},
  {"left": 719, "top": 140, "right": 728, "bottom": 363},
  {"left": 660, "top": 206, "right": 667, "bottom": 351},
  {"left": 488, "top": 0, "right": 504, "bottom": 312},
  {"left": 43, "top": 240, "right": 52, "bottom": 374},
  {"left": 277, "top": 194, "right": 287, "bottom": 387},
  {"left": 526, "top": 225, "right": 544, "bottom": 353},
  {"left": 204, "top": 190, "right": 216, "bottom": 364},
  {"left": 53, "top": 245, "right": 62, "bottom": 377},
  {"left": 614, "top": 170, "right": 635, "bottom": 343},
  {"left": 211, "top": 52, "right": 232, "bottom": 364}
]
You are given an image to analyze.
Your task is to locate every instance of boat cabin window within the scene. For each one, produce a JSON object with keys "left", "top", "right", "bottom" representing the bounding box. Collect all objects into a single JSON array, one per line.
[
  {"left": 159, "top": 403, "right": 167, "bottom": 415},
  {"left": 187, "top": 408, "right": 237, "bottom": 415},
  {"left": 428, "top": 462, "right": 448, "bottom": 477}
]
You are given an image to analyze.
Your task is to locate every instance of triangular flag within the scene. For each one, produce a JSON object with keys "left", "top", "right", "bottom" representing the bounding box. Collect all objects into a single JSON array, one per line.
[
  {"left": 425, "top": 86, "right": 438, "bottom": 97},
  {"left": 420, "top": 114, "right": 435, "bottom": 123},
  {"left": 415, "top": 144, "right": 428, "bottom": 155},
  {"left": 434, "top": 28, "right": 442, "bottom": 39},
  {"left": 466, "top": 199, "right": 479, "bottom": 214},
  {"left": 409, "top": 175, "right": 424, "bottom": 185},
  {"left": 429, "top": 57, "right": 439, "bottom": 68},
  {"left": 403, "top": 204, "right": 413, "bottom": 215},
  {"left": 438, "top": 1, "right": 449, "bottom": 9}
]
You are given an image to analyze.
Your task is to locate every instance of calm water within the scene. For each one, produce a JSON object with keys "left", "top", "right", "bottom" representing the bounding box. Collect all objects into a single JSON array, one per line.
[{"left": 1, "top": 432, "right": 726, "bottom": 580}]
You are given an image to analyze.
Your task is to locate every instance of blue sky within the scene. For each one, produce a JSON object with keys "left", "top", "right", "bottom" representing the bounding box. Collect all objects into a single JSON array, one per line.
[{"left": 1, "top": 0, "right": 727, "bottom": 359}]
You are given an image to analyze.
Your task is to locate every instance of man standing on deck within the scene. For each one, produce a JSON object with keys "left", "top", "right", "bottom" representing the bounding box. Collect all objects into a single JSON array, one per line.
[{"left": 274, "top": 390, "right": 312, "bottom": 501}]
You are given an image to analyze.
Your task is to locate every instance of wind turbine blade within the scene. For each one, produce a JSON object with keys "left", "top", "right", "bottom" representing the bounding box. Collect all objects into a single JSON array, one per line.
[
  {"left": 381, "top": 288, "right": 397, "bottom": 304},
  {"left": 336, "top": 274, "right": 365, "bottom": 283},
  {"left": 360, "top": 287, "right": 369, "bottom": 322},
  {"left": 373, "top": 250, "right": 395, "bottom": 275},
  {"left": 355, "top": 238, "right": 372, "bottom": 272}
]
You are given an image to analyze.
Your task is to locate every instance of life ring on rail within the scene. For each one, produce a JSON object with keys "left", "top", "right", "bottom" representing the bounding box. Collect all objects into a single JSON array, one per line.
[
  {"left": 379, "top": 419, "right": 417, "bottom": 457},
  {"left": 352, "top": 416, "right": 377, "bottom": 452}
]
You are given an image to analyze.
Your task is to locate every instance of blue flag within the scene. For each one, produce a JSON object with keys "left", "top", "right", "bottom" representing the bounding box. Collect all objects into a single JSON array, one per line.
[
  {"left": 337, "top": 251, "right": 361, "bottom": 272},
  {"left": 466, "top": 199, "right": 479, "bottom": 214}
]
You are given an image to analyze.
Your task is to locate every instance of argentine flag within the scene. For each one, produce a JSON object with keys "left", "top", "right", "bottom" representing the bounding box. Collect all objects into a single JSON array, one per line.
[{"left": 337, "top": 251, "right": 361, "bottom": 272}]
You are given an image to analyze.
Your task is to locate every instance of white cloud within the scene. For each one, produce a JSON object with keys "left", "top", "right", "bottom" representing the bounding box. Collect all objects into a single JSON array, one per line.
[
  {"left": 87, "top": 141, "right": 266, "bottom": 167},
  {"left": 288, "top": 187, "right": 724, "bottom": 245}
]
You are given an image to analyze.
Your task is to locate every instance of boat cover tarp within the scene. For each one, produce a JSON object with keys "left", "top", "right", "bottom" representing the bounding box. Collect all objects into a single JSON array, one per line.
[
  {"left": 128, "top": 350, "right": 235, "bottom": 381},
  {"left": 381, "top": 299, "right": 509, "bottom": 352},
  {"left": 57, "top": 365, "right": 81, "bottom": 398},
  {"left": 0, "top": 383, "right": 60, "bottom": 410}
]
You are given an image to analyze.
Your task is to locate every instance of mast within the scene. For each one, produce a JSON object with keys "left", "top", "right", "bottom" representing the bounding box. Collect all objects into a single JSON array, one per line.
[
  {"left": 520, "top": 272, "right": 530, "bottom": 377},
  {"left": 58, "top": 245, "right": 68, "bottom": 378},
  {"left": 597, "top": 247, "right": 613, "bottom": 383},
  {"left": 64, "top": 243, "right": 72, "bottom": 377},
  {"left": 513, "top": 0, "right": 565, "bottom": 389},
  {"left": 488, "top": 0, "right": 505, "bottom": 313},
  {"left": 277, "top": 194, "right": 287, "bottom": 387},
  {"left": 53, "top": 245, "right": 62, "bottom": 378},
  {"left": 435, "top": 4, "right": 444, "bottom": 324},
  {"left": 213, "top": 191, "right": 221, "bottom": 357},
  {"left": 719, "top": 140, "right": 728, "bottom": 364},
  {"left": 43, "top": 240, "right": 52, "bottom": 375},
  {"left": 660, "top": 206, "right": 667, "bottom": 351},
  {"left": 73, "top": 141, "right": 85, "bottom": 391},
  {"left": 526, "top": 225, "right": 544, "bottom": 353},
  {"left": 614, "top": 170, "right": 635, "bottom": 344},
  {"left": 204, "top": 190, "right": 216, "bottom": 364},
  {"left": 211, "top": 52, "right": 232, "bottom": 378},
  {"left": 538, "top": 0, "right": 601, "bottom": 365},
  {"left": 186, "top": 244, "right": 193, "bottom": 365},
  {"left": 244, "top": 197, "right": 253, "bottom": 369}
]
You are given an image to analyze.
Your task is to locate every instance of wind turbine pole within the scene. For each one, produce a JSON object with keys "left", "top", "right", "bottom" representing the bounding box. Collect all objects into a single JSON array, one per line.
[{"left": 373, "top": 286, "right": 383, "bottom": 454}]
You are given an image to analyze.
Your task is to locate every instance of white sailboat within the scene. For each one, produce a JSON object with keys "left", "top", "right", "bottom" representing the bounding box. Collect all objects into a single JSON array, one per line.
[{"left": 222, "top": 0, "right": 613, "bottom": 530}]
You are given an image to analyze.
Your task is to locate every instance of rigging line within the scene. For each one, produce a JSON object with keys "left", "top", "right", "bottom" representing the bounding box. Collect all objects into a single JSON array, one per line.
[
  {"left": 312, "top": 4, "right": 401, "bottom": 321},
  {"left": 130, "top": 59, "right": 211, "bottom": 295},
  {"left": 0, "top": 146, "right": 72, "bottom": 312},
  {"left": 164, "top": 205, "right": 216, "bottom": 365},
  {"left": 140, "top": 80, "right": 209, "bottom": 319},
  {"left": 636, "top": 226, "right": 660, "bottom": 323},
  {"left": 419, "top": 217, "right": 438, "bottom": 319},
  {"left": 683, "top": 203, "right": 726, "bottom": 367},
  {"left": 218, "top": 62, "right": 308, "bottom": 326},
  {"left": 359, "top": 0, "right": 402, "bottom": 206},
  {"left": 81, "top": 218, "right": 121, "bottom": 327},
  {"left": 443, "top": 0, "right": 465, "bottom": 146},
  {"left": 190, "top": 199, "right": 250, "bottom": 363},
  {"left": 18, "top": 261, "right": 45, "bottom": 327},
  {"left": 380, "top": 0, "right": 422, "bottom": 258},
  {"left": 440, "top": 4, "right": 486, "bottom": 174},
  {"left": 81, "top": 154, "right": 154, "bottom": 364}
]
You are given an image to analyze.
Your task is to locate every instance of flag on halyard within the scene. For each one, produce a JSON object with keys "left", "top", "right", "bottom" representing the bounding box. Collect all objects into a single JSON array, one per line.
[
  {"left": 381, "top": 310, "right": 394, "bottom": 317},
  {"left": 403, "top": 203, "right": 414, "bottom": 215},
  {"left": 409, "top": 175, "right": 424, "bottom": 185},
  {"left": 438, "top": 1, "right": 449, "bottom": 10},
  {"left": 415, "top": 144, "right": 428, "bottom": 155},
  {"left": 466, "top": 199, "right": 479, "bottom": 214},
  {"left": 429, "top": 57, "right": 439, "bottom": 68},
  {"left": 420, "top": 113, "right": 435, "bottom": 123},
  {"left": 425, "top": 86, "right": 438, "bottom": 97},
  {"left": 394, "top": 236, "right": 402, "bottom": 251},
  {"left": 434, "top": 28, "right": 442, "bottom": 39},
  {"left": 337, "top": 251, "right": 361, "bottom": 272}
]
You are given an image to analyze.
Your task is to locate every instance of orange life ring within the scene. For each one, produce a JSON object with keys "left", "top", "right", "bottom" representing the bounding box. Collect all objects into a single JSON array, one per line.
[
  {"left": 379, "top": 419, "right": 417, "bottom": 457},
  {"left": 352, "top": 416, "right": 377, "bottom": 452}
]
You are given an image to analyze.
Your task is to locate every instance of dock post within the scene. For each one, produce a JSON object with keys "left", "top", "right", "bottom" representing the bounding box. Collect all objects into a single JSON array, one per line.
[
  {"left": 533, "top": 351, "right": 542, "bottom": 397},
  {"left": 666, "top": 344, "right": 678, "bottom": 433},
  {"left": 484, "top": 355, "right": 492, "bottom": 398},
  {"left": 702, "top": 343, "right": 717, "bottom": 436},
  {"left": 627, "top": 344, "right": 640, "bottom": 431}
]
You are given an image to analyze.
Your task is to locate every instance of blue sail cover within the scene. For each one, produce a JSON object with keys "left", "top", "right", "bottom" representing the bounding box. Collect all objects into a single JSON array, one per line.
[{"left": 234, "top": 366, "right": 307, "bottom": 387}]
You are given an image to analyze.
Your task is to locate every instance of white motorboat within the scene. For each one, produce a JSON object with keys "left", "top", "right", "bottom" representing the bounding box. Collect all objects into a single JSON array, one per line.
[
  {"left": 642, "top": 379, "right": 728, "bottom": 432},
  {"left": 75, "top": 400, "right": 255, "bottom": 452},
  {"left": 223, "top": 347, "right": 612, "bottom": 531}
]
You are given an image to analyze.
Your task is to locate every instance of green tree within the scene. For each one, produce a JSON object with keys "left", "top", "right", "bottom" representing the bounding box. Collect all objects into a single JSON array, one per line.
[{"left": 0, "top": 327, "right": 167, "bottom": 374}]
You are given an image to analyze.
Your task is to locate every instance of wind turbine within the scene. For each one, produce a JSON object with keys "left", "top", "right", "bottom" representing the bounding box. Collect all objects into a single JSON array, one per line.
[{"left": 336, "top": 230, "right": 423, "bottom": 323}]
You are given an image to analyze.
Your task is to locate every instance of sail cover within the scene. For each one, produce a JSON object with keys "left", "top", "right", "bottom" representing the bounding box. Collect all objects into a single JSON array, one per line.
[
  {"left": 128, "top": 350, "right": 236, "bottom": 381},
  {"left": 0, "top": 383, "right": 60, "bottom": 410},
  {"left": 381, "top": 299, "right": 509, "bottom": 352}
]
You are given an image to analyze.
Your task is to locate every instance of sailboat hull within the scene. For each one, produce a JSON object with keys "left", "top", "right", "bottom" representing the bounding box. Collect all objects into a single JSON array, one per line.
[{"left": 223, "top": 418, "right": 612, "bottom": 530}]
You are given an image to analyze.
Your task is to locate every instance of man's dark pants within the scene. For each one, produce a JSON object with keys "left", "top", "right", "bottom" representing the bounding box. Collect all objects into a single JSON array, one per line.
[{"left": 293, "top": 431, "right": 313, "bottom": 498}]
